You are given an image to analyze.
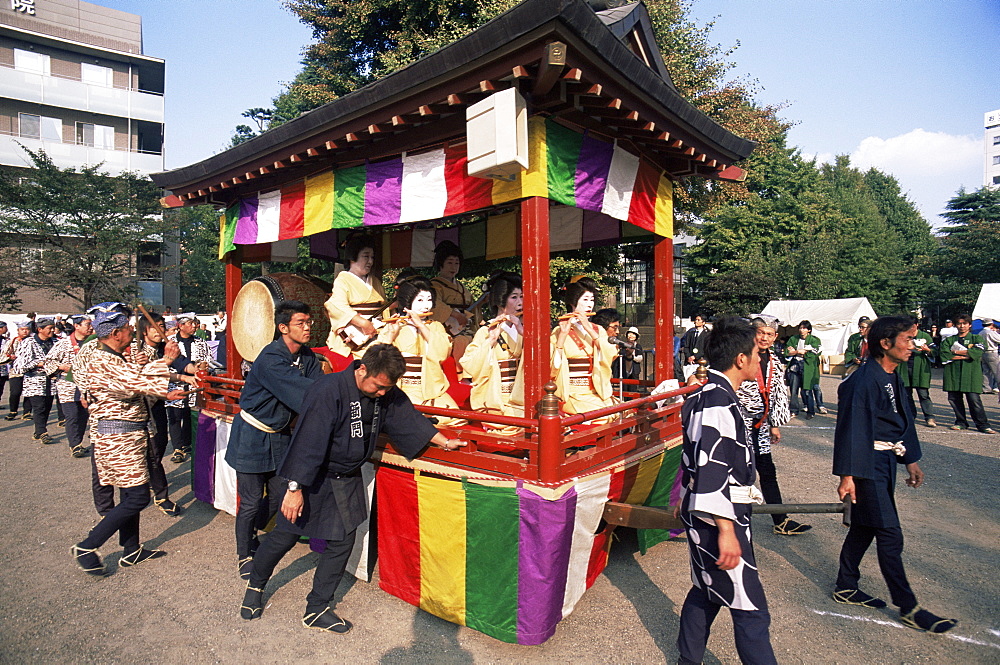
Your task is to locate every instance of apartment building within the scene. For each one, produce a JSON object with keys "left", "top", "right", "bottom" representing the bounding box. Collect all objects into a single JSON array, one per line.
[
  {"left": 986, "top": 109, "right": 1000, "bottom": 189},
  {"left": 0, "top": 0, "right": 175, "bottom": 312}
]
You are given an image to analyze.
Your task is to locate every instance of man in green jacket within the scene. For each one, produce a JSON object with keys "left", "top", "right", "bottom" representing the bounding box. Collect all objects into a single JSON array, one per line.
[
  {"left": 785, "top": 320, "right": 825, "bottom": 419},
  {"left": 938, "top": 314, "right": 994, "bottom": 434},
  {"left": 843, "top": 316, "right": 871, "bottom": 380},
  {"left": 896, "top": 320, "right": 937, "bottom": 428}
]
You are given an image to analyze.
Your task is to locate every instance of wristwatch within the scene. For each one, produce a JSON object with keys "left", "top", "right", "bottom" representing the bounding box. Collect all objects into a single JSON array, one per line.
[{"left": 286, "top": 481, "right": 302, "bottom": 492}]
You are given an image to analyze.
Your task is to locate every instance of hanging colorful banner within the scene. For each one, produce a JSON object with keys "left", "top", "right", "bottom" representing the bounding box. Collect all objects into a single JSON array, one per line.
[{"left": 219, "top": 116, "right": 673, "bottom": 257}]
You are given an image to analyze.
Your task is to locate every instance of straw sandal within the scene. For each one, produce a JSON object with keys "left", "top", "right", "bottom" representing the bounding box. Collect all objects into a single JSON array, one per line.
[
  {"left": 832, "top": 588, "right": 886, "bottom": 608},
  {"left": 71, "top": 544, "right": 107, "bottom": 577},
  {"left": 240, "top": 583, "right": 264, "bottom": 620},
  {"left": 302, "top": 607, "right": 352, "bottom": 634},
  {"left": 899, "top": 605, "right": 957, "bottom": 633},
  {"left": 120, "top": 546, "right": 166, "bottom": 567}
]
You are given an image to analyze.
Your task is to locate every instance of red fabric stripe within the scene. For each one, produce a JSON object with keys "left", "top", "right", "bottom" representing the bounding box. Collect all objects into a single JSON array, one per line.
[
  {"left": 279, "top": 180, "right": 306, "bottom": 240},
  {"left": 444, "top": 144, "right": 493, "bottom": 216},
  {"left": 376, "top": 466, "right": 422, "bottom": 607},
  {"left": 389, "top": 229, "right": 413, "bottom": 268},
  {"left": 627, "top": 160, "right": 659, "bottom": 232}
]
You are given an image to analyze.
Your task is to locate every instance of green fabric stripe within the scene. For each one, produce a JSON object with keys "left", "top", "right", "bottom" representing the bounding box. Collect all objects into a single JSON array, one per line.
[
  {"left": 637, "top": 445, "right": 684, "bottom": 554},
  {"left": 221, "top": 203, "right": 238, "bottom": 256},
  {"left": 544, "top": 117, "right": 582, "bottom": 207},
  {"left": 464, "top": 480, "right": 520, "bottom": 643},
  {"left": 333, "top": 164, "right": 366, "bottom": 228}
]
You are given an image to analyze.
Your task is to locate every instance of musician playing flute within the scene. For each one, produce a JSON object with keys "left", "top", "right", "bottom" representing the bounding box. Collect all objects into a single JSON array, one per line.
[
  {"left": 429, "top": 241, "right": 481, "bottom": 371},
  {"left": 460, "top": 272, "right": 525, "bottom": 435},
  {"left": 550, "top": 276, "right": 618, "bottom": 425},
  {"left": 324, "top": 234, "right": 386, "bottom": 359},
  {"left": 377, "top": 276, "right": 465, "bottom": 428}
]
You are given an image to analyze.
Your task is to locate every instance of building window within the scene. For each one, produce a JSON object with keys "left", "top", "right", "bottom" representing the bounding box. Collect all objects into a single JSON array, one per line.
[
  {"left": 13, "top": 48, "right": 50, "bottom": 75},
  {"left": 18, "top": 113, "right": 62, "bottom": 142},
  {"left": 994, "top": 135, "right": 1000, "bottom": 145},
  {"left": 81, "top": 62, "right": 114, "bottom": 87},
  {"left": 994, "top": 155, "right": 1000, "bottom": 165},
  {"left": 994, "top": 176, "right": 1000, "bottom": 185},
  {"left": 76, "top": 122, "right": 115, "bottom": 150}
]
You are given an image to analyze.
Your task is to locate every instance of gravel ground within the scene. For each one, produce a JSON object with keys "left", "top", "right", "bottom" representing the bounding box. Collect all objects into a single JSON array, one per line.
[{"left": 1, "top": 373, "right": 997, "bottom": 664}]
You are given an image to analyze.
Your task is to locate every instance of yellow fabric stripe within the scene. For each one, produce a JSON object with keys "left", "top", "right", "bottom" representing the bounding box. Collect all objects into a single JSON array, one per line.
[
  {"left": 417, "top": 472, "right": 467, "bottom": 625},
  {"left": 304, "top": 170, "right": 335, "bottom": 236},
  {"left": 492, "top": 115, "right": 547, "bottom": 205},
  {"left": 624, "top": 453, "right": 663, "bottom": 505},
  {"left": 486, "top": 211, "right": 518, "bottom": 259},
  {"left": 654, "top": 175, "right": 673, "bottom": 238}
]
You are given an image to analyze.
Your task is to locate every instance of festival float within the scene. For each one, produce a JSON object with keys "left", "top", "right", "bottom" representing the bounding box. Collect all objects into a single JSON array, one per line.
[{"left": 151, "top": 0, "right": 755, "bottom": 644}]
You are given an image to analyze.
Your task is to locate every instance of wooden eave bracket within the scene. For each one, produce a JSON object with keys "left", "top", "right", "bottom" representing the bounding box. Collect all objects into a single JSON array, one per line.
[
  {"left": 534, "top": 41, "right": 567, "bottom": 96},
  {"left": 715, "top": 165, "right": 747, "bottom": 182}
]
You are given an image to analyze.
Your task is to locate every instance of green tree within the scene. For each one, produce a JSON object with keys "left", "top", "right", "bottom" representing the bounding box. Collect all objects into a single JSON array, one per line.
[
  {"left": 172, "top": 206, "right": 227, "bottom": 313},
  {"left": 928, "top": 186, "right": 1000, "bottom": 311},
  {"left": 0, "top": 147, "right": 166, "bottom": 309}
]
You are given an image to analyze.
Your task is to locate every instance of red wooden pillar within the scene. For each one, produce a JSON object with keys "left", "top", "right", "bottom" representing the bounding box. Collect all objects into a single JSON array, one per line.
[
  {"left": 520, "top": 196, "right": 551, "bottom": 409},
  {"left": 224, "top": 252, "right": 243, "bottom": 380},
  {"left": 654, "top": 234, "right": 675, "bottom": 381}
]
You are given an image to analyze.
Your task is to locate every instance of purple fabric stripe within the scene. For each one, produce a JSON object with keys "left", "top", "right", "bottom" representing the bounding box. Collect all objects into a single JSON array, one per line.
[
  {"left": 193, "top": 413, "right": 217, "bottom": 505},
  {"left": 516, "top": 485, "right": 577, "bottom": 645},
  {"left": 581, "top": 209, "right": 621, "bottom": 248},
  {"left": 435, "top": 224, "right": 460, "bottom": 248},
  {"left": 363, "top": 158, "right": 404, "bottom": 226},
  {"left": 234, "top": 198, "right": 259, "bottom": 244},
  {"left": 575, "top": 135, "right": 614, "bottom": 211}
]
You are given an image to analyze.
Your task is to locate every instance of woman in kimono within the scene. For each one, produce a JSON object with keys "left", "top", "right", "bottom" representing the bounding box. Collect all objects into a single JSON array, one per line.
[
  {"left": 550, "top": 276, "right": 618, "bottom": 425},
  {"left": 784, "top": 320, "right": 824, "bottom": 419},
  {"left": 377, "top": 276, "right": 465, "bottom": 428},
  {"left": 460, "top": 272, "right": 524, "bottom": 435},
  {"left": 324, "top": 234, "right": 387, "bottom": 359},
  {"left": 429, "top": 241, "right": 481, "bottom": 371}
]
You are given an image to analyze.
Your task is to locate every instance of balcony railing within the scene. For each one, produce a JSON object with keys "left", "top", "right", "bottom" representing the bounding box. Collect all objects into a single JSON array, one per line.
[{"left": 0, "top": 132, "right": 163, "bottom": 175}]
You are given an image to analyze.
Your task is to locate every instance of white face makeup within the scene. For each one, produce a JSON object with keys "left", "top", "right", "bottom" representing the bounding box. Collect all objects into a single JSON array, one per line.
[
  {"left": 411, "top": 290, "right": 434, "bottom": 315},
  {"left": 574, "top": 291, "right": 595, "bottom": 315}
]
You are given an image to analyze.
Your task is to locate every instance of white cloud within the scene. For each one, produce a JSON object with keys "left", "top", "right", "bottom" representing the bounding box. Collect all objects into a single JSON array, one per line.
[
  {"left": 849, "top": 129, "right": 982, "bottom": 226},
  {"left": 803, "top": 130, "right": 983, "bottom": 227}
]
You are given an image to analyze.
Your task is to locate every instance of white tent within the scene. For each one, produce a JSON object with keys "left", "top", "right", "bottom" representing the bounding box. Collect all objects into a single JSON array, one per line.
[
  {"left": 972, "top": 284, "right": 1000, "bottom": 321},
  {"left": 759, "top": 297, "right": 878, "bottom": 356}
]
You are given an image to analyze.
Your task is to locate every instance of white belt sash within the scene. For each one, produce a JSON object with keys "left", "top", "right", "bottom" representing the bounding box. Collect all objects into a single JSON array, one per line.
[{"left": 874, "top": 440, "right": 907, "bottom": 456}]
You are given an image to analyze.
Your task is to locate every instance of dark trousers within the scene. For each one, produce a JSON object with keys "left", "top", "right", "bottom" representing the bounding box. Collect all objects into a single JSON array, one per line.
[
  {"left": 906, "top": 386, "right": 934, "bottom": 422},
  {"left": 250, "top": 527, "right": 358, "bottom": 612},
  {"left": 62, "top": 400, "right": 89, "bottom": 448},
  {"left": 56, "top": 397, "right": 65, "bottom": 422},
  {"left": 28, "top": 394, "right": 54, "bottom": 436},
  {"left": 787, "top": 372, "right": 802, "bottom": 414},
  {"left": 677, "top": 585, "right": 777, "bottom": 665},
  {"left": 92, "top": 453, "right": 116, "bottom": 516},
  {"left": 753, "top": 450, "right": 786, "bottom": 525},
  {"left": 0, "top": 375, "right": 6, "bottom": 403},
  {"left": 167, "top": 404, "right": 192, "bottom": 453},
  {"left": 79, "top": 483, "right": 150, "bottom": 554},
  {"left": 947, "top": 391, "right": 990, "bottom": 431},
  {"left": 836, "top": 523, "right": 917, "bottom": 611},
  {"left": 235, "top": 471, "right": 286, "bottom": 559},
  {"left": 148, "top": 402, "right": 170, "bottom": 501},
  {"left": 7, "top": 376, "right": 26, "bottom": 414}
]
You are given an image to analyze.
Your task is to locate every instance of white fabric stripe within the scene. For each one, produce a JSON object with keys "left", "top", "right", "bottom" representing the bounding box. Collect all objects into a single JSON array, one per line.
[
  {"left": 344, "top": 462, "right": 376, "bottom": 582},
  {"left": 213, "top": 418, "right": 238, "bottom": 516},
  {"left": 561, "top": 472, "right": 613, "bottom": 618},
  {"left": 410, "top": 227, "right": 436, "bottom": 267},
  {"left": 400, "top": 149, "right": 447, "bottom": 224},
  {"left": 549, "top": 205, "right": 583, "bottom": 252},
  {"left": 601, "top": 142, "right": 640, "bottom": 221},
  {"left": 255, "top": 189, "right": 282, "bottom": 244}
]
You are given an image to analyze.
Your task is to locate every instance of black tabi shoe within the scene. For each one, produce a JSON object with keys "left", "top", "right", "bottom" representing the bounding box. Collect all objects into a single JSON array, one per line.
[
  {"left": 899, "top": 605, "right": 958, "bottom": 633},
  {"left": 302, "top": 607, "right": 352, "bottom": 634},
  {"left": 3, "top": 412, "right": 16, "bottom": 421},
  {"left": 170, "top": 449, "right": 188, "bottom": 463},
  {"left": 773, "top": 518, "right": 812, "bottom": 536},
  {"left": 120, "top": 546, "right": 167, "bottom": 567},
  {"left": 832, "top": 588, "right": 887, "bottom": 609},
  {"left": 240, "top": 583, "right": 264, "bottom": 620},
  {"left": 32, "top": 432, "right": 53, "bottom": 444},
  {"left": 21, "top": 412, "right": 32, "bottom": 420},
  {"left": 71, "top": 444, "right": 89, "bottom": 458},
  {"left": 71, "top": 544, "right": 107, "bottom": 577},
  {"left": 57, "top": 419, "right": 66, "bottom": 427},
  {"left": 154, "top": 498, "right": 182, "bottom": 517},
  {"left": 238, "top": 557, "right": 254, "bottom": 581}
]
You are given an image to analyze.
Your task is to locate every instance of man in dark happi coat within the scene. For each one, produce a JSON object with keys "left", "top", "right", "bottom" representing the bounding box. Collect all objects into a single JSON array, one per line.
[
  {"left": 678, "top": 317, "right": 777, "bottom": 665},
  {"left": 832, "top": 316, "right": 957, "bottom": 633},
  {"left": 225, "top": 300, "right": 322, "bottom": 580},
  {"left": 240, "top": 343, "right": 465, "bottom": 633}
]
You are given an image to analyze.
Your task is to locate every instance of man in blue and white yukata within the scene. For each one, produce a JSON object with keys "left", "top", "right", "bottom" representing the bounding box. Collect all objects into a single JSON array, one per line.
[{"left": 677, "top": 316, "right": 777, "bottom": 665}]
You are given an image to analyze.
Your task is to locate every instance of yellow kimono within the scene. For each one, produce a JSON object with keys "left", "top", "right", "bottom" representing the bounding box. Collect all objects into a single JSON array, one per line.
[
  {"left": 551, "top": 323, "right": 618, "bottom": 425},
  {"left": 324, "top": 270, "right": 386, "bottom": 358},
  {"left": 460, "top": 322, "right": 525, "bottom": 434},
  {"left": 377, "top": 320, "right": 465, "bottom": 428}
]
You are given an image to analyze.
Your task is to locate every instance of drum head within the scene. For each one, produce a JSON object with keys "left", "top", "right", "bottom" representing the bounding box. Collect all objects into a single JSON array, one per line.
[{"left": 231, "top": 280, "right": 278, "bottom": 362}]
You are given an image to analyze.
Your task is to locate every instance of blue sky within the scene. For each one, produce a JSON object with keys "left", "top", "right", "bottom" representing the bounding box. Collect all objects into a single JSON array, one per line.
[{"left": 103, "top": 0, "right": 998, "bottom": 226}]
